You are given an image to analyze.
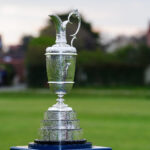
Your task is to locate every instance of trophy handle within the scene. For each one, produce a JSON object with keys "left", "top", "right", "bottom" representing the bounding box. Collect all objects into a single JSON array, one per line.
[
  {"left": 67, "top": 9, "right": 81, "bottom": 46},
  {"left": 50, "top": 9, "right": 81, "bottom": 45}
]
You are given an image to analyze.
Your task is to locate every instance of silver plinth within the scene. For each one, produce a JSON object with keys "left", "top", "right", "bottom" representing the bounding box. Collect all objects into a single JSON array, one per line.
[{"left": 39, "top": 111, "right": 83, "bottom": 141}]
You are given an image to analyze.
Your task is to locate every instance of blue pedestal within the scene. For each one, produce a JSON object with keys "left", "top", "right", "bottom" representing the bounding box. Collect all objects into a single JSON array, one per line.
[
  {"left": 10, "top": 142, "right": 112, "bottom": 150},
  {"left": 11, "top": 146, "right": 112, "bottom": 150}
]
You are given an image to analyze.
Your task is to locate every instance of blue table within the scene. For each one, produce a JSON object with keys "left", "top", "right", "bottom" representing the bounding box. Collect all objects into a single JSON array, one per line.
[{"left": 10, "top": 142, "right": 112, "bottom": 150}]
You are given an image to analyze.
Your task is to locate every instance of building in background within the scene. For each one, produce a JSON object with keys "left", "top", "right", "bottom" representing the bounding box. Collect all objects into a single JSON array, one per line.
[
  {"left": 0, "top": 36, "right": 28, "bottom": 86},
  {"left": 106, "top": 36, "right": 138, "bottom": 53},
  {"left": 106, "top": 21, "right": 150, "bottom": 53}
]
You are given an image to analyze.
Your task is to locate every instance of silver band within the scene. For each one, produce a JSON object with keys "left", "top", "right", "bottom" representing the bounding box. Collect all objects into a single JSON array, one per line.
[
  {"left": 45, "top": 53, "right": 77, "bottom": 55},
  {"left": 48, "top": 81, "right": 74, "bottom": 84}
]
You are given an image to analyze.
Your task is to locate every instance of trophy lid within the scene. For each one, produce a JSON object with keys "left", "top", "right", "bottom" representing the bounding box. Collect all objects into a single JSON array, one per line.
[{"left": 46, "top": 9, "right": 81, "bottom": 55}]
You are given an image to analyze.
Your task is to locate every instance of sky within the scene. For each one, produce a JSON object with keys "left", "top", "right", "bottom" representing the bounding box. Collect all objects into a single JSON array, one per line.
[{"left": 0, "top": 0, "right": 150, "bottom": 46}]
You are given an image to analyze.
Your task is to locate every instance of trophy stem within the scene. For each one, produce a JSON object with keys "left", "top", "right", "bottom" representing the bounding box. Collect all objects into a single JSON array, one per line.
[
  {"left": 48, "top": 92, "right": 72, "bottom": 111},
  {"left": 57, "top": 92, "right": 65, "bottom": 103}
]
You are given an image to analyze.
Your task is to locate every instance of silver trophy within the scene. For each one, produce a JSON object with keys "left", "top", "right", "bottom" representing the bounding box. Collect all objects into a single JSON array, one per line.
[
  {"left": 10, "top": 9, "right": 112, "bottom": 150},
  {"left": 38, "top": 9, "right": 83, "bottom": 142}
]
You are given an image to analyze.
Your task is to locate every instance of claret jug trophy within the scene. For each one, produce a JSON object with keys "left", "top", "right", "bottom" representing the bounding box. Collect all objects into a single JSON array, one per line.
[
  {"left": 10, "top": 9, "right": 112, "bottom": 150},
  {"left": 38, "top": 9, "right": 83, "bottom": 143}
]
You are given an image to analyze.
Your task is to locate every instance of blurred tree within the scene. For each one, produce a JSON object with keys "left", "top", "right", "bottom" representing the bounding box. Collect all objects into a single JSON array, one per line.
[
  {"left": 40, "top": 12, "right": 101, "bottom": 50},
  {"left": 114, "top": 45, "right": 138, "bottom": 64},
  {"left": 114, "top": 44, "right": 150, "bottom": 65},
  {"left": 0, "top": 64, "right": 15, "bottom": 86},
  {"left": 0, "top": 35, "right": 3, "bottom": 55},
  {"left": 21, "top": 35, "right": 33, "bottom": 51},
  {"left": 25, "top": 36, "right": 55, "bottom": 87},
  {"left": 137, "top": 44, "right": 150, "bottom": 65}
]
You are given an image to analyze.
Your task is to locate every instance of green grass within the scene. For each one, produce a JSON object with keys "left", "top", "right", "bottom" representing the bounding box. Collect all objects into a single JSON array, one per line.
[{"left": 0, "top": 88, "right": 150, "bottom": 150}]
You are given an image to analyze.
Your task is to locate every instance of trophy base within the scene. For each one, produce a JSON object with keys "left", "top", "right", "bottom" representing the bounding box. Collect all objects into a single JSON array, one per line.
[{"left": 10, "top": 142, "right": 112, "bottom": 150}]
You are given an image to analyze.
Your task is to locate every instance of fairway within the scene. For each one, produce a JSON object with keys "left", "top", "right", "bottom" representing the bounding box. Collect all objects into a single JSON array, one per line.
[{"left": 0, "top": 88, "right": 150, "bottom": 150}]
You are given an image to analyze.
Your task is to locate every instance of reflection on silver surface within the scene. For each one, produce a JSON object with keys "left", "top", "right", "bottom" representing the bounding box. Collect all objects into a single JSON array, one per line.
[
  {"left": 39, "top": 111, "right": 83, "bottom": 141},
  {"left": 44, "top": 111, "right": 77, "bottom": 120},
  {"left": 42, "top": 120, "right": 80, "bottom": 129},
  {"left": 46, "top": 54, "right": 76, "bottom": 95},
  {"left": 39, "top": 128, "right": 82, "bottom": 141}
]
